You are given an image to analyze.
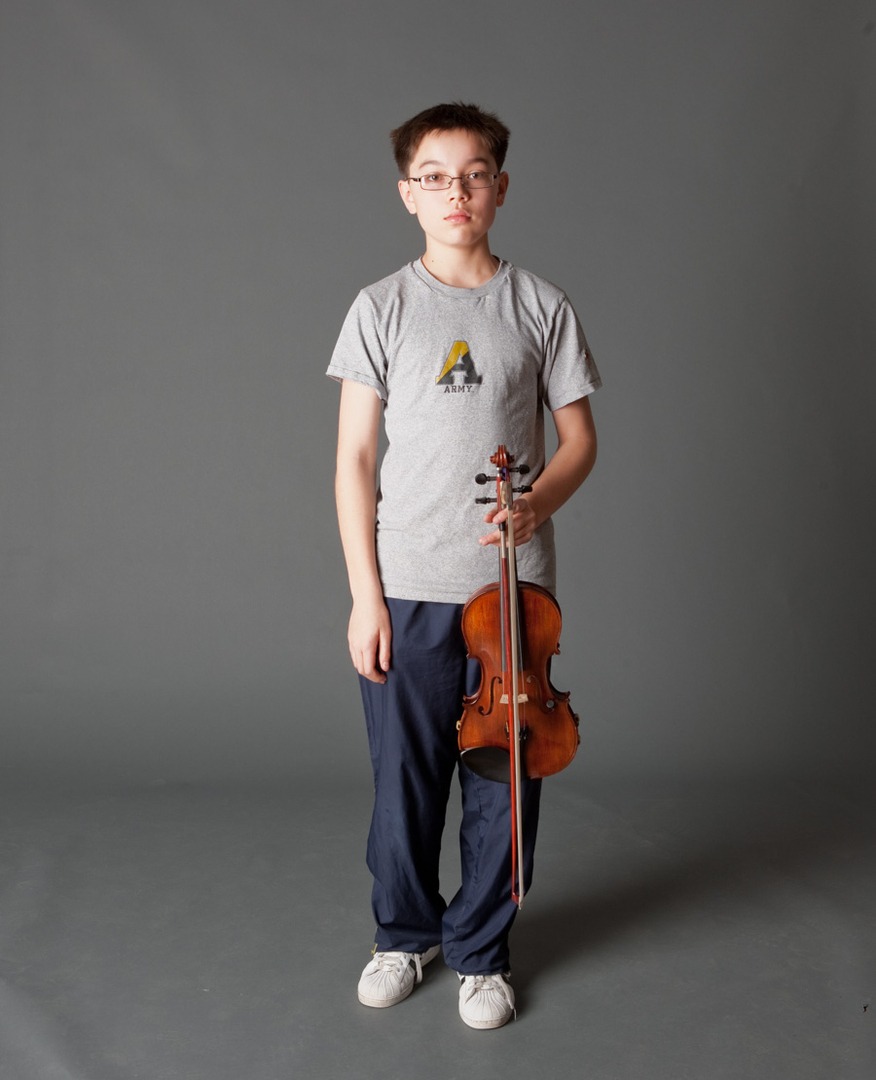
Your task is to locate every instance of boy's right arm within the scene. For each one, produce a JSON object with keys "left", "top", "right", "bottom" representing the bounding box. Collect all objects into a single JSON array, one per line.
[{"left": 335, "top": 379, "right": 391, "bottom": 684}]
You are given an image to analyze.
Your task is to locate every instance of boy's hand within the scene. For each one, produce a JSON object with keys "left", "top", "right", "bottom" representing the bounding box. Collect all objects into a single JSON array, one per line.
[
  {"left": 479, "top": 497, "right": 537, "bottom": 548},
  {"left": 348, "top": 598, "right": 392, "bottom": 684}
]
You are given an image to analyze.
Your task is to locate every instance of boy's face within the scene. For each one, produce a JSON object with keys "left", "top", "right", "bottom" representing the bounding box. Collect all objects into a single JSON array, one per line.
[{"left": 398, "top": 129, "right": 508, "bottom": 256}]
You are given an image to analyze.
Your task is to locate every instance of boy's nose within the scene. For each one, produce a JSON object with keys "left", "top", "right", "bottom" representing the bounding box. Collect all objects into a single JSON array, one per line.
[{"left": 447, "top": 177, "right": 470, "bottom": 197}]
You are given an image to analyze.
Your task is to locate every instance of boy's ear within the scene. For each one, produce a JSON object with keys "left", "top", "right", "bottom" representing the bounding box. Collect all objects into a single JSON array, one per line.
[
  {"left": 496, "top": 171, "right": 509, "bottom": 207},
  {"left": 398, "top": 178, "right": 419, "bottom": 215}
]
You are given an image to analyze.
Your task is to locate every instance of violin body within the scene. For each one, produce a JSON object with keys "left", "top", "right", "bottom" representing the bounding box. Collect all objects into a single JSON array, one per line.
[{"left": 458, "top": 579, "right": 580, "bottom": 782}]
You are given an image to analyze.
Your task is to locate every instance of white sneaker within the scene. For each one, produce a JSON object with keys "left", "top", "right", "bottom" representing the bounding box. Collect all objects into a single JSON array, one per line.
[
  {"left": 357, "top": 945, "right": 441, "bottom": 1008},
  {"left": 458, "top": 972, "right": 516, "bottom": 1029}
]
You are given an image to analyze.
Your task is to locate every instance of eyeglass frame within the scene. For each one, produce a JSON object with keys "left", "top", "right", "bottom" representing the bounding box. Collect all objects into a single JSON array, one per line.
[{"left": 404, "top": 171, "right": 500, "bottom": 191}]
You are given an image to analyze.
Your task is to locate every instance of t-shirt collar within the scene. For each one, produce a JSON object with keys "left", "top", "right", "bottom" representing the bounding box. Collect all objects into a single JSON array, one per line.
[{"left": 411, "top": 257, "right": 510, "bottom": 298}]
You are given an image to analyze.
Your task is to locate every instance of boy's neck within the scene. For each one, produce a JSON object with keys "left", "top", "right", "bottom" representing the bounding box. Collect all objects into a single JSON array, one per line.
[{"left": 420, "top": 246, "right": 500, "bottom": 289}]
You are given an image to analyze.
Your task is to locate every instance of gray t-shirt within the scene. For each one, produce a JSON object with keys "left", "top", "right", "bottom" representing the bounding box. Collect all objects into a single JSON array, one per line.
[{"left": 327, "top": 259, "right": 601, "bottom": 604}]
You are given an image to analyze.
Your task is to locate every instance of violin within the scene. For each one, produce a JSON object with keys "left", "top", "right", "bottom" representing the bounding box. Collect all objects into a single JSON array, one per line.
[{"left": 457, "top": 445, "right": 580, "bottom": 906}]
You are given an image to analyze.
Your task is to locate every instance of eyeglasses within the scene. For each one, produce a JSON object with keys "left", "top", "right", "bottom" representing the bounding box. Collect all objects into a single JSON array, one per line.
[{"left": 405, "top": 171, "right": 499, "bottom": 191}]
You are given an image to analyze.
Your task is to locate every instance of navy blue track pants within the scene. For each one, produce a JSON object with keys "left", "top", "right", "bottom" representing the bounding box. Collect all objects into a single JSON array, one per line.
[{"left": 359, "top": 597, "right": 541, "bottom": 975}]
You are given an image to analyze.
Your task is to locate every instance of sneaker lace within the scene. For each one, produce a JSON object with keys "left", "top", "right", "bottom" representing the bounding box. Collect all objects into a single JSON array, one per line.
[
  {"left": 462, "top": 974, "right": 515, "bottom": 1009},
  {"left": 372, "top": 951, "right": 425, "bottom": 984}
]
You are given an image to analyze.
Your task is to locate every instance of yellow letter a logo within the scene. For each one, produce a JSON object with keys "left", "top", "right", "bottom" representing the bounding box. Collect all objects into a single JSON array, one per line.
[{"left": 436, "top": 341, "right": 483, "bottom": 385}]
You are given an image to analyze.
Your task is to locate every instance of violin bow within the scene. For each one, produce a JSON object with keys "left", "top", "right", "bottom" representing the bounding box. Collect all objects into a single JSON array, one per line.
[{"left": 495, "top": 448, "right": 527, "bottom": 908}]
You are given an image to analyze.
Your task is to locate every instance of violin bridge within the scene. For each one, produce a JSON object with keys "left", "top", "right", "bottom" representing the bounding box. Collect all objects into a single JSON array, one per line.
[{"left": 499, "top": 693, "right": 529, "bottom": 705}]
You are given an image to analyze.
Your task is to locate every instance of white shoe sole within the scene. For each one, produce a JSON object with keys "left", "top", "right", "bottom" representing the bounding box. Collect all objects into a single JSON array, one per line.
[{"left": 460, "top": 1010, "right": 514, "bottom": 1030}]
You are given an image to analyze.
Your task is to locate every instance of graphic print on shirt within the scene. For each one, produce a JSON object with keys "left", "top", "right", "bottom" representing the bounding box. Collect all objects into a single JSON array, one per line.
[{"left": 435, "top": 340, "right": 482, "bottom": 393}]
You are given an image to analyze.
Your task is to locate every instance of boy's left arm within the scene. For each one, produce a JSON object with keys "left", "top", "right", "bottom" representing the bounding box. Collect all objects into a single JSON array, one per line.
[{"left": 480, "top": 396, "right": 597, "bottom": 547}]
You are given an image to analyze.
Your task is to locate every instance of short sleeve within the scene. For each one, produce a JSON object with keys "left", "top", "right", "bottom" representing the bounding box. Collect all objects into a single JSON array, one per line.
[
  {"left": 541, "top": 297, "right": 602, "bottom": 412},
  {"left": 326, "top": 291, "right": 389, "bottom": 401}
]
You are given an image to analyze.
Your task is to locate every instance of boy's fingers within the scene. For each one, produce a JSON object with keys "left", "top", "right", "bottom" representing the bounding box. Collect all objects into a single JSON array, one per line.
[
  {"left": 349, "top": 634, "right": 388, "bottom": 684},
  {"left": 360, "top": 651, "right": 387, "bottom": 684},
  {"left": 379, "top": 625, "right": 392, "bottom": 672}
]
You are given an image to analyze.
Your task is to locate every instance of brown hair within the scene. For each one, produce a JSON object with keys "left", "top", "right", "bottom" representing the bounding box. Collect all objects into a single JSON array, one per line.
[{"left": 390, "top": 102, "right": 510, "bottom": 176}]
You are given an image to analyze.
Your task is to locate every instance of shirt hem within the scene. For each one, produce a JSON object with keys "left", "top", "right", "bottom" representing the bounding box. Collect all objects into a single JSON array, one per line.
[
  {"left": 383, "top": 584, "right": 486, "bottom": 604},
  {"left": 545, "top": 377, "right": 602, "bottom": 413},
  {"left": 326, "top": 366, "right": 387, "bottom": 401}
]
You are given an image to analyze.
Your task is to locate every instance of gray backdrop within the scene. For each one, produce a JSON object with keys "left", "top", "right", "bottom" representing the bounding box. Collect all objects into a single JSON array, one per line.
[{"left": 2, "top": 0, "right": 874, "bottom": 787}]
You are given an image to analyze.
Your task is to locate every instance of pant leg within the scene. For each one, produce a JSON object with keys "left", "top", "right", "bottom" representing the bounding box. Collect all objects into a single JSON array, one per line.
[
  {"left": 358, "top": 598, "right": 466, "bottom": 953},
  {"left": 442, "top": 655, "right": 542, "bottom": 974},
  {"left": 359, "top": 597, "right": 542, "bottom": 969}
]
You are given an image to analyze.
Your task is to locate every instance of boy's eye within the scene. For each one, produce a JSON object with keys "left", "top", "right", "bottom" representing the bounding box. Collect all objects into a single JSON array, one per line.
[
  {"left": 467, "top": 171, "right": 488, "bottom": 183},
  {"left": 423, "top": 174, "right": 444, "bottom": 184}
]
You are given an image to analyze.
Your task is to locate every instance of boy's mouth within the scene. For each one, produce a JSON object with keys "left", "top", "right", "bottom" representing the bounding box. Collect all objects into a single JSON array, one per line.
[{"left": 445, "top": 212, "right": 471, "bottom": 222}]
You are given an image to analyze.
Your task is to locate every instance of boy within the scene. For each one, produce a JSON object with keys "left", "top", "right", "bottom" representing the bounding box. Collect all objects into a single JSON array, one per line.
[{"left": 327, "top": 103, "right": 600, "bottom": 1030}]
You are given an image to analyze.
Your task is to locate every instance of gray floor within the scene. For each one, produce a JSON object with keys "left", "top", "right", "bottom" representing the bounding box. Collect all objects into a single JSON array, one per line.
[{"left": 0, "top": 771, "right": 872, "bottom": 1080}]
